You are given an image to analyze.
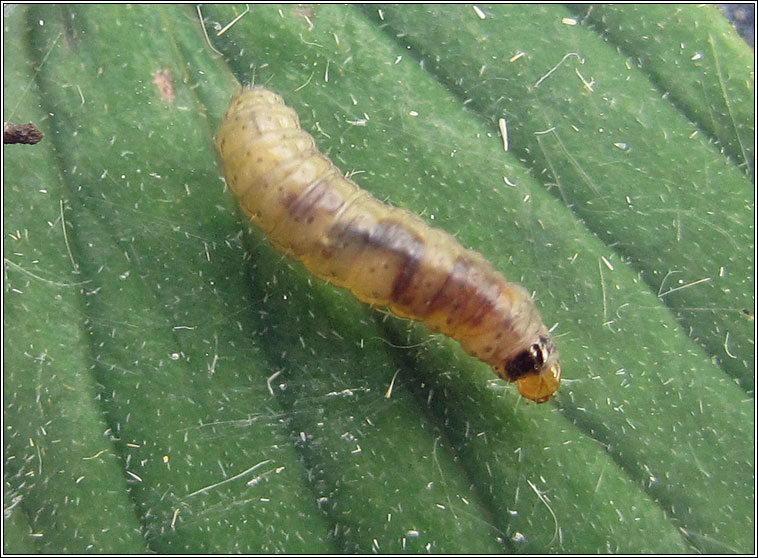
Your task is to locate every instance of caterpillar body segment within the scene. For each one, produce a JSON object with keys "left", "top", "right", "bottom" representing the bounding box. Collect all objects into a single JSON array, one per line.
[{"left": 216, "top": 86, "right": 560, "bottom": 403}]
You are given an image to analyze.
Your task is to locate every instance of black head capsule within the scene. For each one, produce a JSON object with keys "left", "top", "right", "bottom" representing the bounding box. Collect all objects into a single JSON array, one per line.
[{"left": 504, "top": 336, "right": 560, "bottom": 403}]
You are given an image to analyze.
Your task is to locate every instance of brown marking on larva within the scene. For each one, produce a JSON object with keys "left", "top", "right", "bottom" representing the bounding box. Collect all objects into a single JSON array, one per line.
[
  {"left": 324, "top": 220, "right": 370, "bottom": 257},
  {"left": 390, "top": 249, "right": 422, "bottom": 304},
  {"left": 215, "top": 86, "right": 561, "bottom": 403},
  {"left": 286, "top": 177, "right": 333, "bottom": 223},
  {"left": 281, "top": 190, "right": 301, "bottom": 212},
  {"left": 277, "top": 169, "right": 345, "bottom": 230},
  {"left": 424, "top": 256, "right": 498, "bottom": 330},
  {"left": 360, "top": 220, "right": 426, "bottom": 304},
  {"left": 152, "top": 69, "right": 175, "bottom": 103},
  {"left": 415, "top": 262, "right": 456, "bottom": 319}
]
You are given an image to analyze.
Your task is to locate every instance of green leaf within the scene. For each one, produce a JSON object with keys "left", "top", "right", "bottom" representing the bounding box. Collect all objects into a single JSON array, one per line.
[
  {"left": 4, "top": 4, "right": 753, "bottom": 554},
  {"left": 569, "top": 3, "right": 754, "bottom": 178}
]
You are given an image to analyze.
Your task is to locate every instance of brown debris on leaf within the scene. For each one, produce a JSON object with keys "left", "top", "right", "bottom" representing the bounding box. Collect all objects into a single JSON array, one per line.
[
  {"left": 4, "top": 122, "right": 44, "bottom": 145},
  {"left": 152, "top": 69, "right": 175, "bottom": 103}
]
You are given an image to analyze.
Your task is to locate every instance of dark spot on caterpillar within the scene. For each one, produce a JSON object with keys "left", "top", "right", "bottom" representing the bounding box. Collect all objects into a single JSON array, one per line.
[{"left": 506, "top": 341, "right": 547, "bottom": 380}]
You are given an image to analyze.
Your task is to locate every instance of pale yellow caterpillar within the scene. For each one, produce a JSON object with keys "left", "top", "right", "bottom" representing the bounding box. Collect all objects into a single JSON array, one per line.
[{"left": 215, "top": 86, "right": 561, "bottom": 403}]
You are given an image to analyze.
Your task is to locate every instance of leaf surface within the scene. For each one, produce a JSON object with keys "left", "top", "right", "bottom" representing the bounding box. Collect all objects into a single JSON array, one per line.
[{"left": 4, "top": 4, "right": 753, "bottom": 554}]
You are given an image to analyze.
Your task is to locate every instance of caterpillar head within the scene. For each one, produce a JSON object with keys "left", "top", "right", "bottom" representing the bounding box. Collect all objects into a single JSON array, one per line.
[{"left": 504, "top": 335, "right": 561, "bottom": 403}]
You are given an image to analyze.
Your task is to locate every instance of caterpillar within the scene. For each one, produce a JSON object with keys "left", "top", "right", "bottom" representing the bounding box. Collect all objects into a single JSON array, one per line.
[{"left": 215, "top": 86, "right": 561, "bottom": 403}]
